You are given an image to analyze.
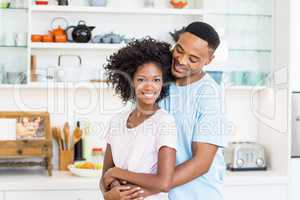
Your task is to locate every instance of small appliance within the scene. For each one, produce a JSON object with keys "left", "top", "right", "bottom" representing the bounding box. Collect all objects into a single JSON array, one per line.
[{"left": 224, "top": 142, "right": 267, "bottom": 171}]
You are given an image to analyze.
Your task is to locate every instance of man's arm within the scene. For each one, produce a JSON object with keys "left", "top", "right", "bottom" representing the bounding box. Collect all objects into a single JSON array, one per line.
[
  {"left": 105, "top": 146, "right": 176, "bottom": 192},
  {"left": 171, "top": 142, "right": 218, "bottom": 187}
]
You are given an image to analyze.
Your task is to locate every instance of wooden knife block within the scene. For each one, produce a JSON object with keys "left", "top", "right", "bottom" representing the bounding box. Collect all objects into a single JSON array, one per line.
[{"left": 59, "top": 150, "right": 73, "bottom": 171}]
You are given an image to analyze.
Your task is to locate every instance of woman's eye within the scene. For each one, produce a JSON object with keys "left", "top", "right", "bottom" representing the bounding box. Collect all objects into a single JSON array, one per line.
[
  {"left": 154, "top": 78, "right": 161, "bottom": 82},
  {"left": 137, "top": 78, "right": 144, "bottom": 82}
]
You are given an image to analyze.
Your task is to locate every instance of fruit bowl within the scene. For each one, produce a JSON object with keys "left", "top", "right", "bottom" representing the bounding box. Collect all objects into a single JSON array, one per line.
[{"left": 68, "top": 161, "right": 103, "bottom": 178}]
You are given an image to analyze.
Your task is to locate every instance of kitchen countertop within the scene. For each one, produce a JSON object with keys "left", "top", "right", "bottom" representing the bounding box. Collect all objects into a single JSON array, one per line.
[{"left": 0, "top": 169, "right": 289, "bottom": 191}]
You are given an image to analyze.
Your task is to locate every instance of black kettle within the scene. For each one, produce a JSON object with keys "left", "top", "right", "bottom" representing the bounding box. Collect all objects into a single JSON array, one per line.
[
  {"left": 66, "top": 20, "right": 95, "bottom": 43},
  {"left": 57, "top": 0, "right": 68, "bottom": 5}
]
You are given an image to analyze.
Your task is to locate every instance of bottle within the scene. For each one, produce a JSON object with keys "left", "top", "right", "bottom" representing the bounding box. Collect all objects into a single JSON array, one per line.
[
  {"left": 91, "top": 147, "right": 104, "bottom": 164},
  {"left": 82, "top": 120, "right": 105, "bottom": 162},
  {"left": 73, "top": 121, "right": 85, "bottom": 161}
]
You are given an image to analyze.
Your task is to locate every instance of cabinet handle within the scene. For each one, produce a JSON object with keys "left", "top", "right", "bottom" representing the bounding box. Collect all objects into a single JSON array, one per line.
[{"left": 17, "top": 149, "right": 23, "bottom": 155}]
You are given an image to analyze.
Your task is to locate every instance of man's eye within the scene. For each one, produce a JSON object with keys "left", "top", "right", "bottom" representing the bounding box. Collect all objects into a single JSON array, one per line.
[
  {"left": 176, "top": 46, "right": 184, "bottom": 53},
  {"left": 189, "top": 57, "right": 199, "bottom": 63}
]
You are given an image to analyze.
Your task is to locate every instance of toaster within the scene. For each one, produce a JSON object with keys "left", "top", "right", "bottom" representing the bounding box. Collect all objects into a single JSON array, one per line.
[{"left": 224, "top": 142, "right": 267, "bottom": 171}]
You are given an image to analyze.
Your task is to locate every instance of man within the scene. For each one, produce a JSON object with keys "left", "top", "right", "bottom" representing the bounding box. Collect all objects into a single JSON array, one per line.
[{"left": 102, "top": 21, "right": 229, "bottom": 200}]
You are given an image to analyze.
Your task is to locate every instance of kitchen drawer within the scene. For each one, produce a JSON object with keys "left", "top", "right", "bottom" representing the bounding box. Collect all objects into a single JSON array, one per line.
[
  {"left": 224, "top": 184, "right": 288, "bottom": 200},
  {"left": 5, "top": 190, "right": 103, "bottom": 200}
]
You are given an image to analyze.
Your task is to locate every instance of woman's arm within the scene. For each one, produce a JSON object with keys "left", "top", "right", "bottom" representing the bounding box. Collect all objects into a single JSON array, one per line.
[
  {"left": 100, "top": 144, "right": 116, "bottom": 192},
  {"left": 106, "top": 146, "right": 176, "bottom": 192}
]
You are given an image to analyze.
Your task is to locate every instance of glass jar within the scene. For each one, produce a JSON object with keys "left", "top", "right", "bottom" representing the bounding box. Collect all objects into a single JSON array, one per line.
[{"left": 91, "top": 147, "right": 104, "bottom": 164}]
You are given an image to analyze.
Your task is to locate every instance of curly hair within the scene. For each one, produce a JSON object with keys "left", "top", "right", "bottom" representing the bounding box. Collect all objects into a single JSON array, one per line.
[{"left": 104, "top": 37, "right": 174, "bottom": 103}]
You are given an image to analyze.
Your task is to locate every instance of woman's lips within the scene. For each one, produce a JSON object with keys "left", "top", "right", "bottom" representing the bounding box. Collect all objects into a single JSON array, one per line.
[{"left": 141, "top": 92, "right": 156, "bottom": 99}]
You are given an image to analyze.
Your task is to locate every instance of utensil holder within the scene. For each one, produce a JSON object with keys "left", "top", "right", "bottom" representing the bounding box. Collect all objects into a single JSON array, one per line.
[{"left": 59, "top": 150, "right": 73, "bottom": 171}]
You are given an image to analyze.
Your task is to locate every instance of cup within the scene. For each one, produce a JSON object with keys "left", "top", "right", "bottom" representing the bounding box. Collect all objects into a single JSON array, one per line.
[
  {"left": 0, "top": 64, "right": 6, "bottom": 84},
  {"left": 16, "top": 32, "right": 27, "bottom": 46},
  {"left": 59, "top": 150, "right": 74, "bottom": 171},
  {"left": 0, "top": 32, "right": 5, "bottom": 45},
  {"left": 4, "top": 32, "right": 17, "bottom": 46},
  {"left": 207, "top": 71, "right": 223, "bottom": 84},
  {"left": 154, "top": 0, "right": 169, "bottom": 8},
  {"left": 244, "top": 71, "right": 266, "bottom": 86},
  {"left": 230, "top": 71, "right": 245, "bottom": 85},
  {"left": 6, "top": 71, "right": 26, "bottom": 84}
]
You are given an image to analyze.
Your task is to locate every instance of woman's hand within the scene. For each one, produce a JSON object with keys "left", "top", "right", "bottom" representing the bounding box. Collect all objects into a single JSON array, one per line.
[
  {"left": 103, "top": 171, "right": 118, "bottom": 190},
  {"left": 103, "top": 185, "right": 144, "bottom": 200}
]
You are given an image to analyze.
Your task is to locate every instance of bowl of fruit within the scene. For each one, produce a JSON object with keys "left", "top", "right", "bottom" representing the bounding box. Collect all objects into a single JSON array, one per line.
[
  {"left": 68, "top": 161, "right": 103, "bottom": 178},
  {"left": 170, "top": 0, "right": 188, "bottom": 9}
]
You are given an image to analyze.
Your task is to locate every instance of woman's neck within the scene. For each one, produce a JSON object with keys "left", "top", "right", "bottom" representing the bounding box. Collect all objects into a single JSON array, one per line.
[{"left": 135, "top": 102, "right": 159, "bottom": 115}]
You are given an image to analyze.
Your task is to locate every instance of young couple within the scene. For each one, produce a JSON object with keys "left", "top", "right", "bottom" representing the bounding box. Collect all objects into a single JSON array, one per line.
[{"left": 100, "top": 22, "right": 228, "bottom": 200}]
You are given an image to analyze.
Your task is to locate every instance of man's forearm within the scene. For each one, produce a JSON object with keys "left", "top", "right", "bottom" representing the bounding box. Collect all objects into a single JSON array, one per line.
[{"left": 172, "top": 158, "right": 209, "bottom": 188}]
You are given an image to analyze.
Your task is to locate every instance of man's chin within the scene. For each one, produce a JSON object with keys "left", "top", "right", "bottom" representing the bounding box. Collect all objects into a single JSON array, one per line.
[{"left": 171, "top": 68, "right": 187, "bottom": 79}]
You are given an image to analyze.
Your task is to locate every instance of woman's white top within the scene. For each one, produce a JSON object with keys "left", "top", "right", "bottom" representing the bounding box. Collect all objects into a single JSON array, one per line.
[{"left": 106, "top": 109, "right": 177, "bottom": 200}]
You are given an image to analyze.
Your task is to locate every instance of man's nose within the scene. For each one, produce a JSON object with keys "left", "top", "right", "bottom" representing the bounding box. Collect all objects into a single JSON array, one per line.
[{"left": 178, "top": 55, "right": 189, "bottom": 66}]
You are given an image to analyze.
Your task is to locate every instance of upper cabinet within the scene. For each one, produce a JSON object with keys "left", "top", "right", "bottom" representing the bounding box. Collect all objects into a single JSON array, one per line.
[
  {"left": 0, "top": 0, "right": 276, "bottom": 89},
  {"left": 0, "top": 0, "right": 28, "bottom": 85}
]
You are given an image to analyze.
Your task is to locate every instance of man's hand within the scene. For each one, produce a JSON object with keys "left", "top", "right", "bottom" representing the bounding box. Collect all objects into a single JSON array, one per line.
[{"left": 103, "top": 185, "right": 144, "bottom": 200}]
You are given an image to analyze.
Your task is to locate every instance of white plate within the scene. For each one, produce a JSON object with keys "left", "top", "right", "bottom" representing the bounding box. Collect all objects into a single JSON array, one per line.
[{"left": 68, "top": 164, "right": 102, "bottom": 178}]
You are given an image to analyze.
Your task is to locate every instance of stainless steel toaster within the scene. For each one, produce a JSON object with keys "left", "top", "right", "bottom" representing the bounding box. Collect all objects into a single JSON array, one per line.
[{"left": 224, "top": 142, "right": 267, "bottom": 171}]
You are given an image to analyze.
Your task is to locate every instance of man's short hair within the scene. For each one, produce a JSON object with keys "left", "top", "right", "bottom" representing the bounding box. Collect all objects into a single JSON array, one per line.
[{"left": 185, "top": 21, "right": 220, "bottom": 51}]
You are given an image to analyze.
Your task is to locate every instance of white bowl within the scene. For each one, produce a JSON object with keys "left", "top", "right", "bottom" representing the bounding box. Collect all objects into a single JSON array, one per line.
[{"left": 68, "top": 164, "right": 102, "bottom": 178}]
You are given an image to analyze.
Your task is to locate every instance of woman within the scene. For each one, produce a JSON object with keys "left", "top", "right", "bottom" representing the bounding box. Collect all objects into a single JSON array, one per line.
[{"left": 100, "top": 38, "right": 177, "bottom": 200}]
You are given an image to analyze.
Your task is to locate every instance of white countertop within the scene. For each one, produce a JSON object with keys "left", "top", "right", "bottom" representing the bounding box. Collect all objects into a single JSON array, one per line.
[
  {"left": 0, "top": 169, "right": 289, "bottom": 191},
  {"left": 0, "top": 169, "right": 100, "bottom": 191}
]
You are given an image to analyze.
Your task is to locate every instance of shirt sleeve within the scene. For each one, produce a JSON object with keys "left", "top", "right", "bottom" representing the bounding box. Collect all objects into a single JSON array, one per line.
[
  {"left": 192, "top": 94, "right": 230, "bottom": 148},
  {"left": 156, "top": 112, "right": 177, "bottom": 152}
]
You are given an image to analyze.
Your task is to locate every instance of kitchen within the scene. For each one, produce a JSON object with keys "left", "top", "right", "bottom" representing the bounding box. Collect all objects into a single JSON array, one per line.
[{"left": 0, "top": 0, "right": 298, "bottom": 199}]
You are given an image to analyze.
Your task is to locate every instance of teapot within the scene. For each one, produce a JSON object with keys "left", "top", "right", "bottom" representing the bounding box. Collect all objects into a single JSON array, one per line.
[
  {"left": 66, "top": 21, "right": 95, "bottom": 43},
  {"left": 49, "top": 17, "right": 69, "bottom": 42}
]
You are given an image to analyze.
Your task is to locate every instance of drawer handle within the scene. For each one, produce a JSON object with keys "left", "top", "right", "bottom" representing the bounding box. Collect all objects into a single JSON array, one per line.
[{"left": 17, "top": 149, "right": 23, "bottom": 155}]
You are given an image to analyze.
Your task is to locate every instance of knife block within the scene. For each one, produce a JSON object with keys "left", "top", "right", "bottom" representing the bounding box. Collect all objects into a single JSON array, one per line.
[{"left": 59, "top": 150, "right": 73, "bottom": 171}]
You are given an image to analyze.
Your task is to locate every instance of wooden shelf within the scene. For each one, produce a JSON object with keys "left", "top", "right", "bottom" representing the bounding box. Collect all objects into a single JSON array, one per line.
[{"left": 31, "top": 5, "right": 203, "bottom": 16}]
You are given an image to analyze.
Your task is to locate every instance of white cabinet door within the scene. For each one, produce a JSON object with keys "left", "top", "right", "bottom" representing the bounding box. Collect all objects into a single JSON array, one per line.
[
  {"left": 290, "top": 0, "right": 300, "bottom": 91},
  {"left": 224, "top": 185, "right": 288, "bottom": 200},
  {"left": 291, "top": 159, "right": 300, "bottom": 200},
  {"left": 5, "top": 190, "right": 103, "bottom": 200},
  {"left": 0, "top": 192, "right": 4, "bottom": 200}
]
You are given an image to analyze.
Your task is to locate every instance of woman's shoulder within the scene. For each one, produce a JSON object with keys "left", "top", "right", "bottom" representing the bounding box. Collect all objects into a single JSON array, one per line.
[
  {"left": 155, "top": 109, "right": 176, "bottom": 123},
  {"left": 109, "top": 109, "right": 131, "bottom": 124}
]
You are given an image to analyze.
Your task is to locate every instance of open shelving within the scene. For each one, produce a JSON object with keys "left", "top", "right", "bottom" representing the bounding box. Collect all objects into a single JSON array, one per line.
[{"left": 31, "top": 5, "right": 204, "bottom": 16}]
